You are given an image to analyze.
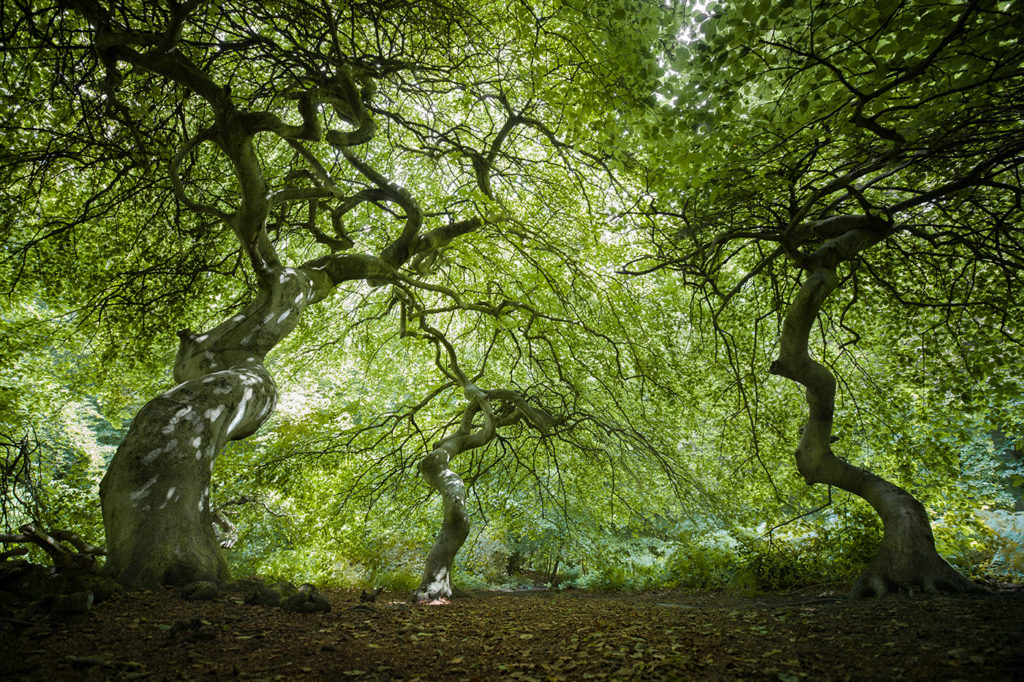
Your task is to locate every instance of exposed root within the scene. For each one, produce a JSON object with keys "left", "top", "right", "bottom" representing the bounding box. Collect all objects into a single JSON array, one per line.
[
  {"left": 409, "top": 586, "right": 451, "bottom": 603},
  {"left": 850, "top": 553, "right": 988, "bottom": 598}
]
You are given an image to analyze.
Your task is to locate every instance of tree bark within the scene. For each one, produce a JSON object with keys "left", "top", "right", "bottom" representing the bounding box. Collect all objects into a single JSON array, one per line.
[
  {"left": 409, "top": 384, "right": 553, "bottom": 602},
  {"left": 769, "top": 238, "right": 980, "bottom": 597},
  {"left": 410, "top": 441, "right": 471, "bottom": 602},
  {"left": 100, "top": 268, "right": 321, "bottom": 588}
]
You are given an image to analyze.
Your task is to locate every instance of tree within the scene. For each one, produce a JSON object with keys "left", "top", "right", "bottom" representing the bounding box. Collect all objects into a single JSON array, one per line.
[
  {"left": 8, "top": 0, "right": 1017, "bottom": 599},
  {"left": 385, "top": 292, "right": 555, "bottom": 600},
  {"left": 1, "top": 0, "right": 603, "bottom": 588},
  {"left": 630, "top": 0, "right": 1024, "bottom": 595}
]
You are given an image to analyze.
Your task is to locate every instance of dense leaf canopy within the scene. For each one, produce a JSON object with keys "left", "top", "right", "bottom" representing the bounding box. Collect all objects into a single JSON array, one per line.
[{"left": 1, "top": 0, "right": 1022, "bottom": 590}]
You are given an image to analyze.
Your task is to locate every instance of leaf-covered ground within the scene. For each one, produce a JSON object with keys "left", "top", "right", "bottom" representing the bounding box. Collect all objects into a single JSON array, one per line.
[{"left": 2, "top": 583, "right": 1022, "bottom": 680}]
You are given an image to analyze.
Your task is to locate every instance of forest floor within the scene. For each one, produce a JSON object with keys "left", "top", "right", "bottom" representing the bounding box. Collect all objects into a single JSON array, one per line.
[{"left": 1, "top": 581, "right": 1022, "bottom": 681}]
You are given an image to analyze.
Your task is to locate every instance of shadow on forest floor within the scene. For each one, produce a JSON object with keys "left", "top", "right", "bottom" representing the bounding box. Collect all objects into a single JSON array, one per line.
[{"left": 1, "top": 582, "right": 1021, "bottom": 680}]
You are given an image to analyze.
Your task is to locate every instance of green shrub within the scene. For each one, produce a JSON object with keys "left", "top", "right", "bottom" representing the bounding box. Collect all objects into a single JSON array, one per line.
[
  {"left": 975, "top": 509, "right": 1024, "bottom": 581},
  {"left": 665, "top": 535, "right": 741, "bottom": 589}
]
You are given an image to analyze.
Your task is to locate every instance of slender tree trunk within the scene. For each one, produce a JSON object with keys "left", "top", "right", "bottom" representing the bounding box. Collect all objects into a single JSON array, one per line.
[
  {"left": 410, "top": 442, "right": 470, "bottom": 602},
  {"left": 770, "top": 254, "right": 979, "bottom": 597},
  {"left": 100, "top": 268, "right": 321, "bottom": 588},
  {"left": 408, "top": 383, "right": 553, "bottom": 602}
]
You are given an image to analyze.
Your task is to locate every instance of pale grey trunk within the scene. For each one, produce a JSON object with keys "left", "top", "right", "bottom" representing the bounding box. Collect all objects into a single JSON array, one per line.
[
  {"left": 100, "top": 268, "right": 324, "bottom": 588},
  {"left": 408, "top": 384, "right": 552, "bottom": 602},
  {"left": 100, "top": 366, "right": 274, "bottom": 586},
  {"left": 770, "top": 232, "right": 979, "bottom": 596},
  {"left": 410, "top": 443, "right": 470, "bottom": 602}
]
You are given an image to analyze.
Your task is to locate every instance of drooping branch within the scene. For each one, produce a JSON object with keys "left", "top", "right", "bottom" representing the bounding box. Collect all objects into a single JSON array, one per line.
[{"left": 69, "top": 3, "right": 285, "bottom": 282}]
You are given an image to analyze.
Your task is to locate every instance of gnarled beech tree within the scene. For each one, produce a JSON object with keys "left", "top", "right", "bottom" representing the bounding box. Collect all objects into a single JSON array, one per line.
[
  {"left": 767, "top": 219, "right": 982, "bottom": 596},
  {"left": 628, "top": 0, "right": 1024, "bottom": 595},
  {"left": 3, "top": 0, "right": 573, "bottom": 588},
  {"left": 396, "top": 295, "right": 555, "bottom": 600},
  {"left": 411, "top": 384, "right": 553, "bottom": 601}
]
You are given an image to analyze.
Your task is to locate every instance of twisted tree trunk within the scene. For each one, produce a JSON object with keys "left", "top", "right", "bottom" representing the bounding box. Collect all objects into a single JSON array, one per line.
[
  {"left": 769, "top": 221, "right": 980, "bottom": 597},
  {"left": 61, "top": 0, "right": 515, "bottom": 592},
  {"left": 410, "top": 385, "right": 552, "bottom": 602},
  {"left": 100, "top": 268, "right": 320, "bottom": 588},
  {"left": 411, "top": 439, "right": 471, "bottom": 602}
]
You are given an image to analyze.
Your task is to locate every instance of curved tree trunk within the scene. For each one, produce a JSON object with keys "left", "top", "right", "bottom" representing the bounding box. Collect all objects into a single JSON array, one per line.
[
  {"left": 409, "top": 382, "right": 553, "bottom": 602},
  {"left": 769, "top": 232, "right": 980, "bottom": 597},
  {"left": 410, "top": 442, "right": 470, "bottom": 602},
  {"left": 100, "top": 268, "right": 321, "bottom": 588}
]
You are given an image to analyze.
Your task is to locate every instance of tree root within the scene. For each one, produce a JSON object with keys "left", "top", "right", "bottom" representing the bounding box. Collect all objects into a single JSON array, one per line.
[
  {"left": 409, "top": 586, "right": 450, "bottom": 603},
  {"left": 850, "top": 555, "right": 988, "bottom": 598}
]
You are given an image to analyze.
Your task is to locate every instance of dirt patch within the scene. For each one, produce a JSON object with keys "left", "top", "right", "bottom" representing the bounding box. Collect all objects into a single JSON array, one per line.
[{"left": 1, "top": 583, "right": 1021, "bottom": 680}]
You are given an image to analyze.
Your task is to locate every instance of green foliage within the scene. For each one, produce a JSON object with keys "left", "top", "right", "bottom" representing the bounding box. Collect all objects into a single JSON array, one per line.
[
  {"left": 1, "top": 0, "right": 1021, "bottom": 594},
  {"left": 0, "top": 411, "right": 115, "bottom": 543},
  {"left": 975, "top": 510, "right": 1024, "bottom": 582},
  {"left": 664, "top": 531, "right": 746, "bottom": 591},
  {"left": 932, "top": 509, "right": 998, "bottom": 578},
  {"left": 457, "top": 527, "right": 514, "bottom": 584}
]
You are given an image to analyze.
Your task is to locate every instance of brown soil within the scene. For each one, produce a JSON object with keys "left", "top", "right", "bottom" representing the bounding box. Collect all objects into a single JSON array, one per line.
[{"left": 1, "top": 583, "right": 1021, "bottom": 680}]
